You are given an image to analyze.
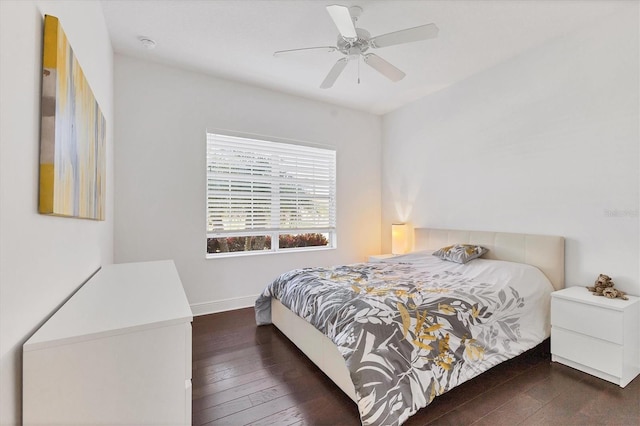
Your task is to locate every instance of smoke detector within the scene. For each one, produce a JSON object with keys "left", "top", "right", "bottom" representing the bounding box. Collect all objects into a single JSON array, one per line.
[{"left": 138, "top": 37, "right": 156, "bottom": 50}]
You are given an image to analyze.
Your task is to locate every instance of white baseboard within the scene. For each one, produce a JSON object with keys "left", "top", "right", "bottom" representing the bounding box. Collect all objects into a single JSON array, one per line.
[{"left": 190, "top": 294, "right": 259, "bottom": 316}]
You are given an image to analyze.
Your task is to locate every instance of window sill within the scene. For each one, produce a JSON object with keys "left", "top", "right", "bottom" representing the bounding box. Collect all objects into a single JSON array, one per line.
[{"left": 205, "top": 245, "right": 336, "bottom": 259}]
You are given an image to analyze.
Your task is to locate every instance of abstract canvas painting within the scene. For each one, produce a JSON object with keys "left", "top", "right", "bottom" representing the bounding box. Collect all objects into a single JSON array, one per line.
[{"left": 39, "top": 14, "right": 105, "bottom": 220}]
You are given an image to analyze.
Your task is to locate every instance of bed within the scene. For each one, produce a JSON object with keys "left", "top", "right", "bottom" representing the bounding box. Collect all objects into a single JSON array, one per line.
[{"left": 255, "top": 228, "right": 564, "bottom": 425}]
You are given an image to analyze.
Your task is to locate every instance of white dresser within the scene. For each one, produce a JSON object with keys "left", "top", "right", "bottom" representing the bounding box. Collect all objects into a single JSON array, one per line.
[
  {"left": 23, "top": 260, "right": 193, "bottom": 425},
  {"left": 551, "top": 286, "right": 639, "bottom": 387}
]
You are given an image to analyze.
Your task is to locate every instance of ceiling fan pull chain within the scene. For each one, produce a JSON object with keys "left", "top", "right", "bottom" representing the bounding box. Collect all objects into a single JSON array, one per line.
[{"left": 358, "top": 56, "right": 361, "bottom": 84}]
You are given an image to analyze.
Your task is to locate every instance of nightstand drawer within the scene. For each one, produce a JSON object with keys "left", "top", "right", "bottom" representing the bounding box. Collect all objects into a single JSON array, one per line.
[
  {"left": 551, "top": 297, "right": 623, "bottom": 344},
  {"left": 552, "top": 327, "right": 622, "bottom": 377}
]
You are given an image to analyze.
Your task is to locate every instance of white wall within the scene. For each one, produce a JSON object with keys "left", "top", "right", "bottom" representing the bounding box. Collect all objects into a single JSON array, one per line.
[
  {"left": 114, "top": 55, "right": 381, "bottom": 314},
  {"left": 0, "top": 1, "right": 114, "bottom": 424},
  {"left": 382, "top": 6, "right": 639, "bottom": 294}
]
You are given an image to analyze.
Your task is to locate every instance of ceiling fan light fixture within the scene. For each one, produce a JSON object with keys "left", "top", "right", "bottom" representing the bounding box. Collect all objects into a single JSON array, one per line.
[{"left": 347, "top": 46, "right": 361, "bottom": 59}]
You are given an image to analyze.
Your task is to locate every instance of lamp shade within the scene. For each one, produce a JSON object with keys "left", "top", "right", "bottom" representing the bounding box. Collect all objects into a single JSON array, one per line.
[{"left": 391, "top": 223, "right": 408, "bottom": 255}]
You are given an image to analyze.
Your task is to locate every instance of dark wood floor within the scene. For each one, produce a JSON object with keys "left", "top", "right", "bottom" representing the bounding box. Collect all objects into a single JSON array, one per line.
[{"left": 192, "top": 308, "right": 640, "bottom": 425}]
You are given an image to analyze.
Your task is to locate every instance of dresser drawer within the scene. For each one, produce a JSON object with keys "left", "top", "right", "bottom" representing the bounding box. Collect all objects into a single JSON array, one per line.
[
  {"left": 551, "top": 297, "right": 623, "bottom": 344},
  {"left": 552, "top": 327, "right": 622, "bottom": 377}
]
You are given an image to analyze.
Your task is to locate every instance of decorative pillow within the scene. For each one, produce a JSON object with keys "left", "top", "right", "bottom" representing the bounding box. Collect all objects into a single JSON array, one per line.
[{"left": 432, "top": 244, "right": 488, "bottom": 264}]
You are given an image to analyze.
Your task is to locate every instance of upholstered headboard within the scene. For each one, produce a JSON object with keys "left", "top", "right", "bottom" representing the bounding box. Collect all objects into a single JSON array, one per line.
[{"left": 414, "top": 228, "right": 565, "bottom": 291}]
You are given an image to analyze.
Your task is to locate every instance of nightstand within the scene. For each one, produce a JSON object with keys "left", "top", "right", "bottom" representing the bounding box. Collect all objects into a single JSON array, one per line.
[
  {"left": 368, "top": 254, "right": 396, "bottom": 262},
  {"left": 551, "top": 286, "right": 639, "bottom": 387}
]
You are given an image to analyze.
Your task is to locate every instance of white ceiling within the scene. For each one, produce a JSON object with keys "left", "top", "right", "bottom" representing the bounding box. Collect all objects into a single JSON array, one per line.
[{"left": 101, "top": 0, "right": 630, "bottom": 115}]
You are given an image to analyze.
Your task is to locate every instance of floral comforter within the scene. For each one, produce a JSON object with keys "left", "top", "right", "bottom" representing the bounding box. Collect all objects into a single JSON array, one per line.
[{"left": 255, "top": 252, "right": 553, "bottom": 426}]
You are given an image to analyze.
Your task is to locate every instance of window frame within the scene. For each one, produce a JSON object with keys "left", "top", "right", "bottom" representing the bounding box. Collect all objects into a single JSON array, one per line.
[{"left": 205, "top": 131, "right": 337, "bottom": 258}]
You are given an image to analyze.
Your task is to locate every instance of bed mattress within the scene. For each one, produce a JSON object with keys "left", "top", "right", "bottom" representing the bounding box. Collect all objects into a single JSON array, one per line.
[{"left": 256, "top": 251, "right": 554, "bottom": 426}]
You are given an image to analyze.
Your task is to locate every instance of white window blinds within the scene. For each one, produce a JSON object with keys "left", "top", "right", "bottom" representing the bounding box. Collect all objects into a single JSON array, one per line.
[{"left": 207, "top": 133, "right": 336, "bottom": 236}]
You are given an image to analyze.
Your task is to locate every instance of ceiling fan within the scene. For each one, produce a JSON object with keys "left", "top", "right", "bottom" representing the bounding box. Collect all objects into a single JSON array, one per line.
[{"left": 274, "top": 4, "right": 439, "bottom": 89}]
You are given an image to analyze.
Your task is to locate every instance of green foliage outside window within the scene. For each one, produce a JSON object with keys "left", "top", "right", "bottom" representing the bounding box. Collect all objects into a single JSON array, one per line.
[{"left": 207, "top": 233, "right": 329, "bottom": 254}]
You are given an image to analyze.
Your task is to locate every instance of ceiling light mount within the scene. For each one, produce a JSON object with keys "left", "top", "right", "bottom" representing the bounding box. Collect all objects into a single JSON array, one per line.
[{"left": 348, "top": 6, "right": 363, "bottom": 22}]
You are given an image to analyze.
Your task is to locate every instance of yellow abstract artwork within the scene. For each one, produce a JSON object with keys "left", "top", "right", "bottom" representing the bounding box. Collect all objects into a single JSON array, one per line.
[{"left": 39, "top": 15, "right": 105, "bottom": 220}]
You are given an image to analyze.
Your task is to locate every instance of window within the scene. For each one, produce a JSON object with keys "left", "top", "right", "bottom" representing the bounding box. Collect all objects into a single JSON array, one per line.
[{"left": 206, "top": 132, "right": 336, "bottom": 256}]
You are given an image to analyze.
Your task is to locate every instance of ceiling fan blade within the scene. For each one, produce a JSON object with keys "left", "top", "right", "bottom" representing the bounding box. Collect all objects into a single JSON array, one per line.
[
  {"left": 320, "top": 57, "right": 348, "bottom": 89},
  {"left": 370, "top": 23, "right": 439, "bottom": 49},
  {"left": 326, "top": 5, "right": 357, "bottom": 41},
  {"left": 363, "top": 53, "right": 405, "bottom": 82},
  {"left": 274, "top": 46, "right": 337, "bottom": 56}
]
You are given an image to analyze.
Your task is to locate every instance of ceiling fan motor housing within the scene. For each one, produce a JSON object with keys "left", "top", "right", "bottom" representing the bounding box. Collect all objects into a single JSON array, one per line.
[{"left": 337, "top": 28, "right": 371, "bottom": 56}]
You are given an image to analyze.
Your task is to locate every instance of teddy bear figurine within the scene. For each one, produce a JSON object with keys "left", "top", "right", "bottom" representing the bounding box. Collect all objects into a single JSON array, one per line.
[
  {"left": 602, "top": 287, "right": 628, "bottom": 300},
  {"left": 586, "top": 274, "right": 628, "bottom": 300},
  {"left": 586, "top": 273, "right": 613, "bottom": 295}
]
